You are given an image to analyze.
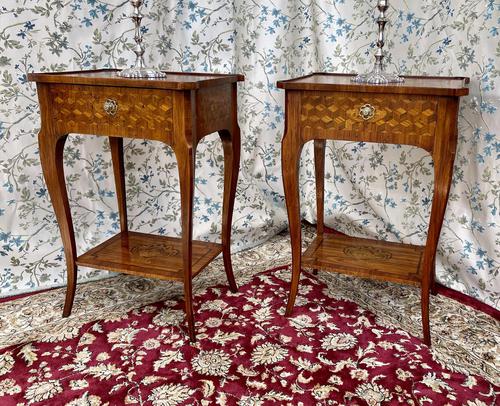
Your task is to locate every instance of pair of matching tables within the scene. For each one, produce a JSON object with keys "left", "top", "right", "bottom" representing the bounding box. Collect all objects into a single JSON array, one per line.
[{"left": 29, "top": 70, "right": 468, "bottom": 344}]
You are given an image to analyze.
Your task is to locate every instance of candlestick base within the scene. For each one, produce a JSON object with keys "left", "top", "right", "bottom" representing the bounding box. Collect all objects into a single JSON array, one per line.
[
  {"left": 117, "top": 68, "right": 167, "bottom": 79},
  {"left": 351, "top": 69, "right": 404, "bottom": 85}
]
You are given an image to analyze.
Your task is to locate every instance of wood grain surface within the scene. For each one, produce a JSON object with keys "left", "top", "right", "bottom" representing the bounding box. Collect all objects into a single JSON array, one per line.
[
  {"left": 277, "top": 72, "right": 469, "bottom": 96},
  {"left": 280, "top": 73, "right": 469, "bottom": 346},
  {"left": 302, "top": 234, "right": 423, "bottom": 286},
  {"left": 76, "top": 232, "right": 223, "bottom": 281},
  {"left": 28, "top": 69, "right": 244, "bottom": 90},
  {"left": 30, "top": 70, "right": 244, "bottom": 342}
]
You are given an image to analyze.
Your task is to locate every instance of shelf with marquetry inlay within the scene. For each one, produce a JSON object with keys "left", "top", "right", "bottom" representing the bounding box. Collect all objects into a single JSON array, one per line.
[
  {"left": 77, "top": 231, "right": 223, "bottom": 282},
  {"left": 302, "top": 233, "right": 423, "bottom": 286}
]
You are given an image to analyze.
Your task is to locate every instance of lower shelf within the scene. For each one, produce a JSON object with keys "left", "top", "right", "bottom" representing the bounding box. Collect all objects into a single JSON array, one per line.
[
  {"left": 76, "top": 231, "right": 223, "bottom": 281},
  {"left": 302, "top": 233, "right": 424, "bottom": 286}
]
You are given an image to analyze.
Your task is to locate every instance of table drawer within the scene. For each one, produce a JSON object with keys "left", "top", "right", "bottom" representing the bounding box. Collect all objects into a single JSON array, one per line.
[
  {"left": 300, "top": 92, "right": 438, "bottom": 149},
  {"left": 49, "top": 84, "right": 174, "bottom": 140}
]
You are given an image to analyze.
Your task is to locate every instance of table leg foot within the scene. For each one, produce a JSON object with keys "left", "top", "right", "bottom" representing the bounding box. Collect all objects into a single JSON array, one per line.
[
  {"left": 285, "top": 264, "right": 301, "bottom": 317},
  {"left": 62, "top": 269, "right": 77, "bottom": 317},
  {"left": 421, "top": 286, "right": 431, "bottom": 346},
  {"left": 185, "top": 286, "right": 196, "bottom": 343},
  {"left": 223, "top": 251, "right": 238, "bottom": 294}
]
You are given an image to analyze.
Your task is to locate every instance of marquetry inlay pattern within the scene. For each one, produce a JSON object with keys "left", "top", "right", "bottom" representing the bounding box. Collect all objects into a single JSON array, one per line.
[
  {"left": 301, "top": 233, "right": 423, "bottom": 286},
  {"left": 131, "top": 243, "right": 180, "bottom": 261},
  {"left": 343, "top": 245, "right": 393, "bottom": 260},
  {"left": 300, "top": 93, "right": 438, "bottom": 137},
  {"left": 76, "top": 231, "right": 223, "bottom": 282},
  {"left": 50, "top": 85, "right": 174, "bottom": 138}
]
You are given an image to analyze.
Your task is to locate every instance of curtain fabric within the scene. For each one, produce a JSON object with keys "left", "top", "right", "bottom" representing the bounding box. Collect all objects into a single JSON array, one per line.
[{"left": 0, "top": 1, "right": 498, "bottom": 310}]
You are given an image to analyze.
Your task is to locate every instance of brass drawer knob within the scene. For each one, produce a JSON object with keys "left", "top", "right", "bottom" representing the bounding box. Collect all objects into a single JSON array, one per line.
[
  {"left": 359, "top": 104, "right": 375, "bottom": 120},
  {"left": 103, "top": 99, "right": 118, "bottom": 116}
]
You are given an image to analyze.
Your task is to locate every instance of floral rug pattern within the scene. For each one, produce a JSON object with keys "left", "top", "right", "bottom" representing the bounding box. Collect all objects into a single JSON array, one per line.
[
  {"left": 1, "top": 0, "right": 499, "bottom": 318},
  {"left": 0, "top": 264, "right": 498, "bottom": 405}
]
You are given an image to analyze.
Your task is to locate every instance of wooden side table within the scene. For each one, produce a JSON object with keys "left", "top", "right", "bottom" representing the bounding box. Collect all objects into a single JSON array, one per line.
[
  {"left": 28, "top": 69, "right": 244, "bottom": 341},
  {"left": 277, "top": 73, "right": 469, "bottom": 345}
]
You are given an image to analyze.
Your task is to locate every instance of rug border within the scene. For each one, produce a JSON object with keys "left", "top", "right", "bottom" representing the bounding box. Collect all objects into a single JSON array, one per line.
[{"left": 1, "top": 266, "right": 498, "bottom": 321}]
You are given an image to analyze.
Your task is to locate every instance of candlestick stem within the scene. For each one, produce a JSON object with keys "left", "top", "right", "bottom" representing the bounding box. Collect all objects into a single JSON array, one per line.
[
  {"left": 352, "top": 0, "right": 403, "bottom": 84},
  {"left": 118, "top": 0, "right": 166, "bottom": 78}
]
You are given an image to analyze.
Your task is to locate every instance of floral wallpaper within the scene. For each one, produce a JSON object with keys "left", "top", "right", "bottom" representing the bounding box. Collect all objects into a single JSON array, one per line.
[{"left": 0, "top": 1, "right": 498, "bottom": 310}]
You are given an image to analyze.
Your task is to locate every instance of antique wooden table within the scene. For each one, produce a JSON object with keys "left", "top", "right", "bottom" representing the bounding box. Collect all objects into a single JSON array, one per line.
[
  {"left": 28, "top": 69, "right": 244, "bottom": 341},
  {"left": 277, "top": 73, "right": 469, "bottom": 345}
]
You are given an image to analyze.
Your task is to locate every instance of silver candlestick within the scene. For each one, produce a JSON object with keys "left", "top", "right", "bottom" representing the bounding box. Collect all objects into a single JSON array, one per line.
[
  {"left": 352, "top": 0, "right": 403, "bottom": 84},
  {"left": 118, "top": 0, "right": 166, "bottom": 78}
]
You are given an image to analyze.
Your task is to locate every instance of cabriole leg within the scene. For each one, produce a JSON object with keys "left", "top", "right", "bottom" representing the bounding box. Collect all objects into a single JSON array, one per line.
[
  {"left": 283, "top": 132, "right": 304, "bottom": 316},
  {"left": 219, "top": 128, "right": 240, "bottom": 293},
  {"left": 38, "top": 132, "right": 77, "bottom": 317}
]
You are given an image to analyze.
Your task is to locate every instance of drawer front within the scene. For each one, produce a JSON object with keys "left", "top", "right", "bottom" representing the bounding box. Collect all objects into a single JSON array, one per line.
[
  {"left": 49, "top": 85, "right": 174, "bottom": 141},
  {"left": 300, "top": 92, "right": 438, "bottom": 150}
]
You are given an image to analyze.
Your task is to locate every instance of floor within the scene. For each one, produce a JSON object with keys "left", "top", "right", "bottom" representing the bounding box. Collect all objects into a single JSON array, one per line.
[{"left": 0, "top": 226, "right": 498, "bottom": 386}]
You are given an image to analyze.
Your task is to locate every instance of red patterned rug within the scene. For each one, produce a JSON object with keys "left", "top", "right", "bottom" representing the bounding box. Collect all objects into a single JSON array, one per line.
[{"left": 0, "top": 266, "right": 498, "bottom": 405}]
